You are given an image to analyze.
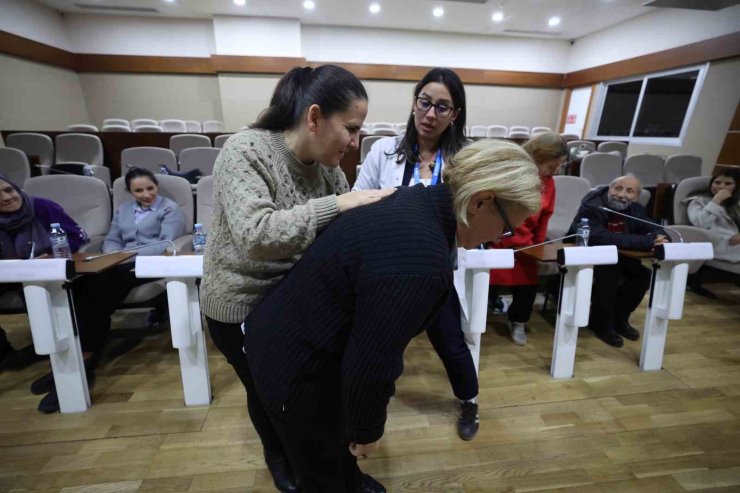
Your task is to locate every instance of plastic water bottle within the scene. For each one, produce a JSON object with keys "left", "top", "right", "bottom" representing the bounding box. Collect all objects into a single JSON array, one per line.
[
  {"left": 49, "top": 223, "right": 72, "bottom": 259},
  {"left": 192, "top": 223, "right": 207, "bottom": 254},
  {"left": 576, "top": 218, "right": 590, "bottom": 247},
  {"left": 159, "top": 165, "right": 169, "bottom": 175}
]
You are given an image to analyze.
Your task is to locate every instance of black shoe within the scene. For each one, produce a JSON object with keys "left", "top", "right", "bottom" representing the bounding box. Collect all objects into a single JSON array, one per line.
[
  {"left": 615, "top": 320, "right": 640, "bottom": 341},
  {"left": 457, "top": 400, "right": 480, "bottom": 441},
  {"left": 358, "top": 473, "right": 386, "bottom": 493},
  {"left": 592, "top": 327, "right": 624, "bottom": 348},
  {"left": 0, "top": 344, "right": 44, "bottom": 371},
  {"left": 31, "top": 371, "right": 55, "bottom": 395},
  {"left": 38, "top": 389, "right": 60, "bottom": 414},
  {"left": 264, "top": 449, "right": 300, "bottom": 493}
]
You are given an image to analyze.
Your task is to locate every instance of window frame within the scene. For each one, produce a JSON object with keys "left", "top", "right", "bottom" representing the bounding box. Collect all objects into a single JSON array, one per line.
[{"left": 588, "top": 64, "right": 708, "bottom": 147}]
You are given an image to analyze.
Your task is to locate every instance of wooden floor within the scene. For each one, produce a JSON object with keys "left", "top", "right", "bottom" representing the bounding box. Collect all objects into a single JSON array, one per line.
[{"left": 1, "top": 283, "right": 739, "bottom": 492}]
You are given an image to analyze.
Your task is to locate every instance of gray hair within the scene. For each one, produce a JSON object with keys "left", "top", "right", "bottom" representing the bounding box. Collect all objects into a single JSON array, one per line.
[{"left": 609, "top": 174, "right": 642, "bottom": 194}]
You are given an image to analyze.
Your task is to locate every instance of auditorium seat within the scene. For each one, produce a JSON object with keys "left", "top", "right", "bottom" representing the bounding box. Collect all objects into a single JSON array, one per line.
[
  {"left": 0, "top": 148, "right": 31, "bottom": 188},
  {"left": 623, "top": 154, "right": 665, "bottom": 187},
  {"left": 6, "top": 133, "right": 54, "bottom": 174},
  {"left": 121, "top": 147, "right": 177, "bottom": 175},
  {"left": 133, "top": 125, "right": 164, "bottom": 133},
  {"left": 55, "top": 133, "right": 104, "bottom": 167},
  {"left": 486, "top": 125, "right": 508, "bottom": 138},
  {"left": 170, "top": 134, "right": 211, "bottom": 157},
  {"left": 664, "top": 154, "right": 702, "bottom": 184},
  {"left": 67, "top": 124, "right": 98, "bottom": 132},
  {"left": 213, "top": 134, "right": 233, "bottom": 149},
  {"left": 160, "top": 119, "right": 188, "bottom": 133},
  {"left": 202, "top": 120, "right": 224, "bottom": 133},
  {"left": 179, "top": 147, "right": 221, "bottom": 176},
  {"left": 185, "top": 120, "right": 202, "bottom": 133},
  {"left": 580, "top": 152, "right": 622, "bottom": 188}
]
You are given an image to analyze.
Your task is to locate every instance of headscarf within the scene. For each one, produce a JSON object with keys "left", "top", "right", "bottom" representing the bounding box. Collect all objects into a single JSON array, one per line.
[{"left": 0, "top": 173, "right": 51, "bottom": 259}]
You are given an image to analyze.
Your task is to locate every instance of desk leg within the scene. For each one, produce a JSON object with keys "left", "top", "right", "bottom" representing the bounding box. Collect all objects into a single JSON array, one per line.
[
  {"left": 462, "top": 268, "right": 491, "bottom": 378},
  {"left": 167, "top": 279, "right": 211, "bottom": 406},
  {"left": 551, "top": 266, "right": 593, "bottom": 379},
  {"left": 24, "top": 282, "right": 90, "bottom": 413}
]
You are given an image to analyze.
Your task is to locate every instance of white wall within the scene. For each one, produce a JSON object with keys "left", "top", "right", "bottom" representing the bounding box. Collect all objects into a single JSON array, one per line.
[
  {"left": 217, "top": 74, "right": 281, "bottom": 131},
  {"left": 568, "top": 5, "right": 740, "bottom": 72},
  {"left": 65, "top": 14, "right": 215, "bottom": 57},
  {"left": 302, "top": 26, "right": 570, "bottom": 73},
  {"left": 213, "top": 16, "right": 301, "bottom": 57},
  {"left": 0, "top": 0, "right": 71, "bottom": 50},
  {"left": 0, "top": 54, "right": 89, "bottom": 130}
]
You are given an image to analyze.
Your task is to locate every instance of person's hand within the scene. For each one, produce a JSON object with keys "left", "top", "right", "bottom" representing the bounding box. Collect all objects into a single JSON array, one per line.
[
  {"left": 712, "top": 188, "right": 733, "bottom": 204},
  {"left": 336, "top": 189, "right": 395, "bottom": 213},
  {"left": 729, "top": 233, "right": 740, "bottom": 247},
  {"left": 349, "top": 440, "right": 379, "bottom": 459},
  {"left": 653, "top": 234, "right": 669, "bottom": 246}
]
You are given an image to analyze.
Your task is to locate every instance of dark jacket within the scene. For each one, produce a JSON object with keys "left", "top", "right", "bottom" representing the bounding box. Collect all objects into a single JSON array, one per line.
[
  {"left": 567, "top": 186, "right": 666, "bottom": 251},
  {"left": 244, "top": 184, "right": 456, "bottom": 445}
]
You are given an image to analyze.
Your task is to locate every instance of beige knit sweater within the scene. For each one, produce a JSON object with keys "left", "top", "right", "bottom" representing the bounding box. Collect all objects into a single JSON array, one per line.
[{"left": 200, "top": 130, "right": 349, "bottom": 323}]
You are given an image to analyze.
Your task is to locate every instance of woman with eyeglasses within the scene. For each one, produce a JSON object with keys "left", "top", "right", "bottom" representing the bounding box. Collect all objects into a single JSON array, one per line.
[
  {"left": 352, "top": 68, "right": 481, "bottom": 441},
  {"left": 487, "top": 132, "right": 566, "bottom": 345}
]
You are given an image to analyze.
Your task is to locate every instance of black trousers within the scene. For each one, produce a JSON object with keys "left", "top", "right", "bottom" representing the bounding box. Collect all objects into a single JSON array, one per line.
[
  {"left": 590, "top": 255, "right": 651, "bottom": 329},
  {"left": 205, "top": 317, "right": 284, "bottom": 453},
  {"left": 489, "top": 285, "right": 539, "bottom": 324},
  {"left": 425, "top": 287, "right": 478, "bottom": 401}
]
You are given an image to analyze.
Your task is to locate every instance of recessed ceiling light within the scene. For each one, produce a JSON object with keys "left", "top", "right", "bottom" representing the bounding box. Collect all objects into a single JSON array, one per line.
[
  {"left": 369, "top": 3, "right": 381, "bottom": 14},
  {"left": 548, "top": 16, "right": 561, "bottom": 27},
  {"left": 433, "top": 6, "right": 444, "bottom": 17},
  {"left": 492, "top": 11, "right": 504, "bottom": 22},
  {"left": 303, "top": 0, "right": 315, "bottom": 10}
]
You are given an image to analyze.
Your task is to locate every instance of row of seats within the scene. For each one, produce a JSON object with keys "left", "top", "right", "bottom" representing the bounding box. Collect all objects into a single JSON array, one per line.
[
  {"left": 69, "top": 119, "right": 225, "bottom": 133},
  {"left": 361, "top": 122, "right": 555, "bottom": 139},
  {"left": 580, "top": 152, "right": 702, "bottom": 188}
]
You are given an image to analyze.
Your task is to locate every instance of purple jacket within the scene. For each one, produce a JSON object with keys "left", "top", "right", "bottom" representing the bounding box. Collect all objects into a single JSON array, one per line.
[{"left": 32, "top": 197, "right": 89, "bottom": 255}]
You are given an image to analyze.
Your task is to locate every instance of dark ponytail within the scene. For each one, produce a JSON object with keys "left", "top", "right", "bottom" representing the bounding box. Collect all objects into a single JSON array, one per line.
[{"left": 253, "top": 64, "right": 368, "bottom": 131}]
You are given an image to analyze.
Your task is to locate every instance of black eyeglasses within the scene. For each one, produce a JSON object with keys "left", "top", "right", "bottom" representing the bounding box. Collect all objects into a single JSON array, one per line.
[
  {"left": 415, "top": 97, "right": 455, "bottom": 118},
  {"left": 493, "top": 198, "right": 514, "bottom": 238}
]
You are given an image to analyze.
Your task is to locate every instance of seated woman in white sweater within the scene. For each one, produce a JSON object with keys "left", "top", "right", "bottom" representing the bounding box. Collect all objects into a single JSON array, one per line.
[{"left": 687, "top": 169, "right": 740, "bottom": 263}]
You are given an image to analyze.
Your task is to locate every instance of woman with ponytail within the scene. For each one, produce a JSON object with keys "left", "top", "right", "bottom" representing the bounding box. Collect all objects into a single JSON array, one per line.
[{"left": 200, "top": 64, "right": 393, "bottom": 493}]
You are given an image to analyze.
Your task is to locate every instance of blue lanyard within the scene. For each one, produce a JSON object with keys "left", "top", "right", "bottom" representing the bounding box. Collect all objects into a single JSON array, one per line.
[{"left": 412, "top": 146, "right": 443, "bottom": 186}]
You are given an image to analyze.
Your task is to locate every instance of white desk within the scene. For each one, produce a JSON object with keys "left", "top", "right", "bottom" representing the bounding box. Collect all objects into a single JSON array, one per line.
[{"left": 135, "top": 255, "right": 211, "bottom": 406}]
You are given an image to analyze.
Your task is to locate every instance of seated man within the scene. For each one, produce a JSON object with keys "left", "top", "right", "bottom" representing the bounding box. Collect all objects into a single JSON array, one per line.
[{"left": 568, "top": 175, "right": 668, "bottom": 347}]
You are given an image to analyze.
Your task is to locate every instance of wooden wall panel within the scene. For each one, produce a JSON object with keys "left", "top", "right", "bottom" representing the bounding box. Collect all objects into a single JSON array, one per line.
[
  {"left": 0, "top": 31, "right": 76, "bottom": 71},
  {"left": 212, "top": 55, "right": 306, "bottom": 74},
  {"left": 558, "top": 89, "right": 572, "bottom": 132},
  {"left": 76, "top": 54, "right": 215, "bottom": 74},
  {"left": 717, "top": 133, "right": 740, "bottom": 166}
]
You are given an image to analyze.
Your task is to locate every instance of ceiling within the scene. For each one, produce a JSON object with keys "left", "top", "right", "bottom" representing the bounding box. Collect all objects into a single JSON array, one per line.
[{"left": 35, "top": 0, "right": 657, "bottom": 40}]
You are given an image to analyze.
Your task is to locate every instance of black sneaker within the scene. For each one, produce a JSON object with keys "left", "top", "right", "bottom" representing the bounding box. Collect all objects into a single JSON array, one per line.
[
  {"left": 358, "top": 473, "right": 386, "bottom": 493},
  {"left": 591, "top": 327, "right": 624, "bottom": 347},
  {"left": 457, "top": 401, "right": 480, "bottom": 441},
  {"left": 264, "top": 448, "right": 300, "bottom": 493},
  {"left": 615, "top": 320, "right": 640, "bottom": 341}
]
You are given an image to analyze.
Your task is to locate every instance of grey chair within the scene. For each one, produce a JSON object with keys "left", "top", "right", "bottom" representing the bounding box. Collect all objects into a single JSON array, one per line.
[
  {"left": 196, "top": 175, "right": 214, "bottom": 234},
  {"left": 580, "top": 152, "right": 623, "bottom": 188},
  {"left": 560, "top": 133, "right": 580, "bottom": 142},
  {"left": 623, "top": 154, "right": 666, "bottom": 187},
  {"left": 160, "top": 119, "right": 188, "bottom": 133},
  {"left": 531, "top": 126, "right": 551, "bottom": 134},
  {"left": 121, "top": 147, "right": 177, "bottom": 175},
  {"left": 67, "top": 124, "right": 98, "bottom": 133},
  {"left": 507, "top": 131, "right": 530, "bottom": 139},
  {"left": 170, "top": 134, "right": 211, "bottom": 157},
  {"left": 179, "top": 147, "right": 221, "bottom": 176},
  {"left": 202, "top": 120, "right": 224, "bottom": 133},
  {"left": 638, "top": 188, "right": 651, "bottom": 207},
  {"left": 185, "top": 120, "right": 202, "bottom": 133},
  {"left": 0, "top": 148, "right": 31, "bottom": 188},
  {"left": 103, "top": 118, "right": 130, "bottom": 128},
  {"left": 597, "top": 141, "right": 628, "bottom": 159},
  {"left": 566, "top": 140, "right": 596, "bottom": 156},
  {"left": 133, "top": 125, "right": 164, "bottom": 133},
  {"left": 360, "top": 135, "right": 384, "bottom": 163},
  {"left": 55, "top": 133, "right": 104, "bottom": 167},
  {"left": 508, "top": 126, "right": 530, "bottom": 135},
  {"left": 469, "top": 126, "right": 487, "bottom": 138},
  {"left": 131, "top": 119, "right": 158, "bottom": 129},
  {"left": 6, "top": 133, "right": 54, "bottom": 174},
  {"left": 664, "top": 155, "right": 702, "bottom": 184},
  {"left": 486, "top": 125, "right": 508, "bottom": 138},
  {"left": 101, "top": 125, "right": 131, "bottom": 133},
  {"left": 24, "top": 175, "right": 111, "bottom": 253},
  {"left": 50, "top": 163, "right": 111, "bottom": 188},
  {"left": 548, "top": 176, "right": 591, "bottom": 240},
  {"left": 673, "top": 176, "right": 710, "bottom": 226},
  {"left": 214, "top": 134, "right": 234, "bottom": 149}
]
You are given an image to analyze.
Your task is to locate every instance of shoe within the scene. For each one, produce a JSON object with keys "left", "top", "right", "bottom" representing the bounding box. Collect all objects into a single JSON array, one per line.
[
  {"left": 591, "top": 327, "right": 623, "bottom": 348},
  {"left": 493, "top": 296, "right": 509, "bottom": 315},
  {"left": 264, "top": 449, "right": 300, "bottom": 493},
  {"left": 509, "top": 321, "right": 527, "bottom": 346},
  {"left": 31, "top": 371, "right": 55, "bottom": 395},
  {"left": 615, "top": 320, "right": 640, "bottom": 341},
  {"left": 38, "top": 389, "right": 59, "bottom": 414},
  {"left": 457, "top": 400, "right": 479, "bottom": 441},
  {"left": 358, "top": 473, "right": 386, "bottom": 493}
]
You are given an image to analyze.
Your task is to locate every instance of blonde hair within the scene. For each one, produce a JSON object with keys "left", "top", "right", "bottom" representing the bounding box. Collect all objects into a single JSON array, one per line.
[
  {"left": 443, "top": 139, "right": 541, "bottom": 226},
  {"left": 522, "top": 132, "right": 567, "bottom": 166}
]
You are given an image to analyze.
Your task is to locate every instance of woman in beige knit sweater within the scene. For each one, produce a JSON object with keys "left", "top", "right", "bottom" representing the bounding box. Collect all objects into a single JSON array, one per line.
[{"left": 200, "top": 64, "right": 393, "bottom": 493}]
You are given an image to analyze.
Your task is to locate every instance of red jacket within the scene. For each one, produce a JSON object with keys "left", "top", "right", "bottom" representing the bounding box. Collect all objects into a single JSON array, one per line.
[{"left": 489, "top": 176, "right": 555, "bottom": 286}]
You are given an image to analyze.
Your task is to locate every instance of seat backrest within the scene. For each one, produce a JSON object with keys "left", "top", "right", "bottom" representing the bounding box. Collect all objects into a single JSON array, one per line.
[
  {"left": 509, "top": 126, "right": 530, "bottom": 134},
  {"left": 394, "top": 123, "right": 407, "bottom": 134},
  {"left": 103, "top": 118, "right": 130, "bottom": 128},
  {"left": 160, "top": 119, "right": 188, "bottom": 133},
  {"left": 133, "top": 125, "right": 163, "bottom": 133},
  {"left": 531, "top": 127, "right": 551, "bottom": 134},
  {"left": 50, "top": 163, "right": 111, "bottom": 187},
  {"left": 637, "top": 188, "right": 651, "bottom": 207},
  {"left": 470, "top": 126, "right": 487, "bottom": 137},
  {"left": 566, "top": 140, "right": 596, "bottom": 153},
  {"left": 214, "top": 134, "right": 234, "bottom": 149},
  {"left": 664, "top": 154, "right": 702, "bottom": 184},
  {"left": 560, "top": 133, "right": 579, "bottom": 142},
  {"left": 179, "top": 147, "right": 221, "bottom": 175},
  {"left": 507, "top": 131, "right": 530, "bottom": 139},
  {"left": 121, "top": 147, "right": 177, "bottom": 175},
  {"left": 202, "top": 120, "right": 224, "bottom": 133},
  {"left": 580, "top": 152, "right": 623, "bottom": 188},
  {"left": 169, "top": 134, "right": 211, "bottom": 157},
  {"left": 185, "top": 120, "right": 202, "bottom": 133},
  {"left": 101, "top": 125, "right": 131, "bottom": 133},
  {"left": 24, "top": 175, "right": 111, "bottom": 238},
  {"left": 112, "top": 174, "right": 194, "bottom": 230},
  {"left": 623, "top": 154, "right": 666, "bottom": 187},
  {"left": 549, "top": 176, "right": 591, "bottom": 239},
  {"left": 487, "top": 125, "right": 508, "bottom": 138},
  {"left": 6, "top": 133, "right": 54, "bottom": 167},
  {"left": 360, "top": 135, "right": 384, "bottom": 163},
  {"left": 131, "top": 119, "right": 158, "bottom": 129},
  {"left": 0, "top": 148, "right": 31, "bottom": 187},
  {"left": 597, "top": 141, "right": 628, "bottom": 159},
  {"left": 371, "top": 122, "right": 395, "bottom": 132},
  {"left": 371, "top": 128, "right": 397, "bottom": 136},
  {"left": 673, "top": 175, "right": 710, "bottom": 225},
  {"left": 55, "top": 133, "right": 103, "bottom": 167},
  {"left": 67, "top": 124, "right": 98, "bottom": 133},
  {"left": 196, "top": 175, "right": 214, "bottom": 233}
]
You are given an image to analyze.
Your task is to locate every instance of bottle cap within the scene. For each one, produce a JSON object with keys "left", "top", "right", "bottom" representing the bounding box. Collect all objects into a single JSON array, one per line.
[
  {"left": 50, "top": 223, "right": 60, "bottom": 228},
  {"left": 194, "top": 223, "right": 202, "bottom": 228}
]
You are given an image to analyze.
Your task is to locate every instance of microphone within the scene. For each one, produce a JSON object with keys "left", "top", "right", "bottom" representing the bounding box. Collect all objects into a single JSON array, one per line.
[
  {"left": 514, "top": 234, "right": 586, "bottom": 252},
  {"left": 598, "top": 206, "right": 683, "bottom": 243},
  {"left": 83, "top": 239, "right": 177, "bottom": 262}
]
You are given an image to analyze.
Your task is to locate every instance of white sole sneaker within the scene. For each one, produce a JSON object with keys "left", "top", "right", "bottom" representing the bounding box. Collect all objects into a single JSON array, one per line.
[{"left": 510, "top": 322, "right": 527, "bottom": 346}]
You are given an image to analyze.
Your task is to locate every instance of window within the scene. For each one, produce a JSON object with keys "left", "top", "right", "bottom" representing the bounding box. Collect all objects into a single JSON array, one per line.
[{"left": 591, "top": 65, "right": 707, "bottom": 145}]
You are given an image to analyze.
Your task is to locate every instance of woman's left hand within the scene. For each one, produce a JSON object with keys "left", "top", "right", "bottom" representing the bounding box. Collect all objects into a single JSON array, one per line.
[
  {"left": 349, "top": 440, "right": 379, "bottom": 459},
  {"left": 729, "top": 233, "right": 740, "bottom": 246}
]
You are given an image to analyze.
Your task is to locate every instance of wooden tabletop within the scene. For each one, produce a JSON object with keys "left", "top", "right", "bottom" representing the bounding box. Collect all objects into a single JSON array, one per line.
[
  {"left": 616, "top": 249, "right": 654, "bottom": 259},
  {"left": 515, "top": 243, "right": 572, "bottom": 262},
  {"left": 72, "top": 251, "right": 136, "bottom": 274}
]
